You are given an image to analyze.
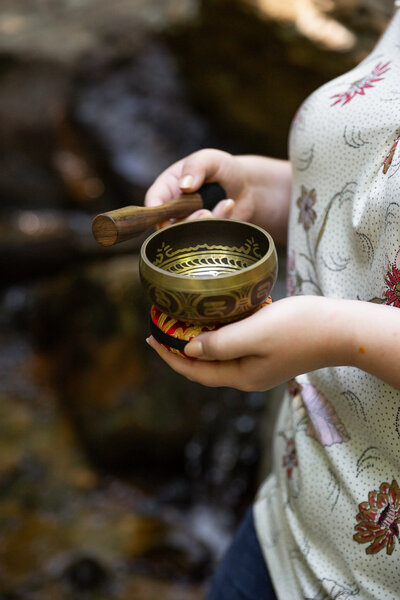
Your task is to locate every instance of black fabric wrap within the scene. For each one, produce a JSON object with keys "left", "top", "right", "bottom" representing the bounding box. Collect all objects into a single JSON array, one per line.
[
  {"left": 199, "top": 182, "right": 227, "bottom": 211},
  {"left": 149, "top": 317, "right": 188, "bottom": 352}
]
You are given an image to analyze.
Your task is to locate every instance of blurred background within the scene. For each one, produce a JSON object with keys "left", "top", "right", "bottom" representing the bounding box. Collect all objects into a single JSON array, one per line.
[{"left": 0, "top": 0, "right": 392, "bottom": 598}]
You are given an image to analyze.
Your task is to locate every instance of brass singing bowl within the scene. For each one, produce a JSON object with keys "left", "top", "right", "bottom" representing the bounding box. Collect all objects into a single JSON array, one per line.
[{"left": 140, "top": 219, "right": 278, "bottom": 325}]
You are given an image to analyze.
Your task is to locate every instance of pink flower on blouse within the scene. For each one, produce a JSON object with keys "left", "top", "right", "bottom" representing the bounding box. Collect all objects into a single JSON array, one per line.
[
  {"left": 282, "top": 438, "right": 298, "bottom": 479},
  {"left": 296, "top": 186, "right": 317, "bottom": 231},
  {"left": 300, "top": 383, "right": 350, "bottom": 446},
  {"left": 331, "top": 62, "right": 390, "bottom": 107},
  {"left": 382, "top": 133, "right": 400, "bottom": 174},
  {"left": 382, "top": 250, "right": 400, "bottom": 308}
]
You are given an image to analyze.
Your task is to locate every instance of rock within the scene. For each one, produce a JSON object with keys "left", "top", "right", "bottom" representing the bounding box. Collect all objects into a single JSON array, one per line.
[
  {"left": 0, "top": 0, "right": 392, "bottom": 215},
  {"left": 117, "top": 576, "right": 206, "bottom": 600},
  {"left": 62, "top": 556, "right": 110, "bottom": 593},
  {"left": 25, "top": 254, "right": 271, "bottom": 516},
  {"left": 0, "top": 0, "right": 390, "bottom": 232},
  {"left": 74, "top": 41, "right": 216, "bottom": 190},
  {"left": 0, "top": 209, "right": 144, "bottom": 284},
  {"left": 164, "top": 0, "right": 390, "bottom": 157},
  {"left": 0, "top": 331, "right": 208, "bottom": 599},
  {"left": 0, "top": 59, "right": 71, "bottom": 211},
  {"left": 247, "top": 0, "right": 393, "bottom": 50},
  {"left": 0, "top": 1, "right": 198, "bottom": 63},
  {"left": 28, "top": 256, "right": 207, "bottom": 471},
  {"left": 0, "top": 0, "right": 211, "bottom": 213}
]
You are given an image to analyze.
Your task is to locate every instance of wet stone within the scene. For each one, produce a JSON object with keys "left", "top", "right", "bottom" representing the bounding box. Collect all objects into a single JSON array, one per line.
[
  {"left": 25, "top": 253, "right": 268, "bottom": 512},
  {"left": 27, "top": 257, "right": 206, "bottom": 472},
  {"left": 164, "top": 0, "right": 389, "bottom": 157},
  {"left": 0, "top": 334, "right": 207, "bottom": 599},
  {"left": 62, "top": 556, "right": 110, "bottom": 593},
  {"left": 74, "top": 41, "right": 216, "bottom": 190}
]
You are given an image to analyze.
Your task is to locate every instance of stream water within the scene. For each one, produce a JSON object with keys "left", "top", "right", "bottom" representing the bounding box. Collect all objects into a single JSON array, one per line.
[
  {"left": 0, "top": 2, "right": 293, "bottom": 597},
  {"left": 0, "top": 269, "right": 278, "bottom": 599}
]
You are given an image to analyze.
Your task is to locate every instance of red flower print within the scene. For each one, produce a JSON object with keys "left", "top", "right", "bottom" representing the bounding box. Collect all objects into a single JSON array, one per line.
[
  {"left": 297, "top": 186, "right": 317, "bottom": 230},
  {"left": 354, "top": 479, "right": 400, "bottom": 555},
  {"left": 331, "top": 61, "right": 390, "bottom": 107},
  {"left": 383, "top": 250, "right": 400, "bottom": 308},
  {"left": 382, "top": 132, "right": 400, "bottom": 174},
  {"left": 288, "top": 378, "right": 302, "bottom": 397},
  {"left": 282, "top": 438, "right": 298, "bottom": 479}
]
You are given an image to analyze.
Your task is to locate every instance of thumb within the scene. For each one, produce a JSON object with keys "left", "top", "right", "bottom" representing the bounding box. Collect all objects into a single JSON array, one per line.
[{"left": 184, "top": 319, "right": 252, "bottom": 361}]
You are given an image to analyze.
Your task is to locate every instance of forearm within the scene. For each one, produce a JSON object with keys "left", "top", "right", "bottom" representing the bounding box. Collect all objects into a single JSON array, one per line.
[
  {"left": 323, "top": 297, "right": 400, "bottom": 390},
  {"left": 148, "top": 294, "right": 400, "bottom": 393},
  {"left": 237, "top": 155, "right": 292, "bottom": 245}
]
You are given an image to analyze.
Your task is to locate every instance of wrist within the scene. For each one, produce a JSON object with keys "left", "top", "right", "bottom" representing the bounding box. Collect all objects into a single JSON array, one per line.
[
  {"left": 319, "top": 297, "right": 360, "bottom": 368},
  {"left": 305, "top": 297, "right": 400, "bottom": 390},
  {"left": 271, "top": 296, "right": 356, "bottom": 376},
  {"left": 236, "top": 155, "right": 292, "bottom": 244},
  {"left": 295, "top": 296, "right": 358, "bottom": 371}
]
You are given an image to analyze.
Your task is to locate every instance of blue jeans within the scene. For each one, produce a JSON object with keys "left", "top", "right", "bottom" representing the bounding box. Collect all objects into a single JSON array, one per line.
[{"left": 206, "top": 506, "right": 278, "bottom": 600}]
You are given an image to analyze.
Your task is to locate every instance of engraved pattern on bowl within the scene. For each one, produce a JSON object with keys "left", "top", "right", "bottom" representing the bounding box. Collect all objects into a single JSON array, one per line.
[
  {"left": 153, "top": 237, "right": 263, "bottom": 278},
  {"left": 140, "top": 219, "right": 277, "bottom": 324}
]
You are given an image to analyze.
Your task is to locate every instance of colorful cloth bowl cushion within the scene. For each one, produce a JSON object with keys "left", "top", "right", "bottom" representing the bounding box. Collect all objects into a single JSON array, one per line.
[{"left": 149, "top": 297, "right": 272, "bottom": 359}]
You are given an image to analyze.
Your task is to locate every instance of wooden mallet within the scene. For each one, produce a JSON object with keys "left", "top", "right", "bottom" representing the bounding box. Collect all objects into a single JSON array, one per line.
[{"left": 92, "top": 183, "right": 227, "bottom": 246}]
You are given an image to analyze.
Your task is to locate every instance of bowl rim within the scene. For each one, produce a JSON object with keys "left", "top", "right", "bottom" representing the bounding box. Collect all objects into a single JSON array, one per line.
[{"left": 140, "top": 218, "right": 276, "bottom": 286}]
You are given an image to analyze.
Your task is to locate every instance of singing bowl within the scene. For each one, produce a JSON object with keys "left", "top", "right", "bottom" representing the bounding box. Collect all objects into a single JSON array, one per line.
[{"left": 140, "top": 219, "right": 278, "bottom": 325}]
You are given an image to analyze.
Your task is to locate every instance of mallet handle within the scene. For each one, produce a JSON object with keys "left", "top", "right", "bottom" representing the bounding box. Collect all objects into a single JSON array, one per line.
[{"left": 92, "top": 183, "right": 227, "bottom": 247}]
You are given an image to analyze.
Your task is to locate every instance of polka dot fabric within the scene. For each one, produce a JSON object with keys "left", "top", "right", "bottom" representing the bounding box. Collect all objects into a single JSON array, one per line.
[{"left": 254, "top": 7, "right": 400, "bottom": 599}]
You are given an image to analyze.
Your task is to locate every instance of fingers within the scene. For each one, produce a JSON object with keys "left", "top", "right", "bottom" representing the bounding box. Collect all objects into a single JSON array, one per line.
[
  {"left": 156, "top": 198, "right": 235, "bottom": 231},
  {"left": 157, "top": 209, "right": 213, "bottom": 231},
  {"left": 145, "top": 149, "right": 234, "bottom": 208},
  {"left": 185, "top": 200, "right": 235, "bottom": 222},
  {"left": 211, "top": 199, "right": 235, "bottom": 218},
  {"left": 146, "top": 336, "right": 244, "bottom": 389},
  {"left": 155, "top": 218, "right": 177, "bottom": 230},
  {"left": 186, "top": 209, "right": 213, "bottom": 221}
]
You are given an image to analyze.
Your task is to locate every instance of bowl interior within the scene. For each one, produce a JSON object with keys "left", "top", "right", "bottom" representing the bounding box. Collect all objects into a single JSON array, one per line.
[{"left": 143, "top": 219, "right": 271, "bottom": 279}]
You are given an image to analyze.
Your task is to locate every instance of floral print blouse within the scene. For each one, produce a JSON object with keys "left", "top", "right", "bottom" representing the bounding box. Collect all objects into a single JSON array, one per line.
[{"left": 254, "top": 8, "right": 400, "bottom": 599}]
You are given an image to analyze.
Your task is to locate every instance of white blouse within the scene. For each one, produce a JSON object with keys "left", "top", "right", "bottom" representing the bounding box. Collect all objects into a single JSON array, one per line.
[{"left": 254, "top": 6, "right": 400, "bottom": 599}]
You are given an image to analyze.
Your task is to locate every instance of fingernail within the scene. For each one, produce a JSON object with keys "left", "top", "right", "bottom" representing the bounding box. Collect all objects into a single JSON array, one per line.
[
  {"left": 223, "top": 199, "right": 235, "bottom": 212},
  {"left": 146, "top": 337, "right": 155, "bottom": 348},
  {"left": 180, "top": 175, "right": 194, "bottom": 189},
  {"left": 184, "top": 339, "right": 203, "bottom": 357}
]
